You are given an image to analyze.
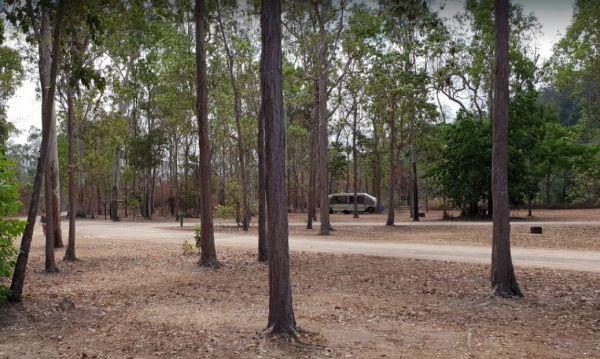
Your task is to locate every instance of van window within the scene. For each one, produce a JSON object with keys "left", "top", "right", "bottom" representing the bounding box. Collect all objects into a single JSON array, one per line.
[
  {"left": 357, "top": 196, "right": 365, "bottom": 204},
  {"left": 330, "top": 196, "right": 347, "bottom": 204}
]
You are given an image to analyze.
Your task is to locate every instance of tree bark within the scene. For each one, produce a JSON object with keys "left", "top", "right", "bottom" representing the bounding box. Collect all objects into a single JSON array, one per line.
[
  {"left": 261, "top": 0, "right": 297, "bottom": 335},
  {"left": 306, "top": 80, "right": 319, "bottom": 229},
  {"left": 39, "top": 6, "right": 59, "bottom": 271},
  {"left": 257, "top": 105, "right": 268, "bottom": 262},
  {"left": 491, "top": 0, "right": 522, "bottom": 298},
  {"left": 386, "top": 98, "right": 397, "bottom": 226},
  {"left": 411, "top": 143, "right": 419, "bottom": 222},
  {"left": 64, "top": 61, "right": 77, "bottom": 261},
  {"left": 372, "top": 115, "right": 382, "bottom": 212},
  {"left": 195, "top": 0, "right": 218, "bottom": 267},
  {"left": 10, "top": 0, "right": 65, "bottom": 301},
  {"left": 315, "top": 1, "right": 331, "bottom": 235},
  {"left": 352, "top": 95, "right": 359, "bottom": 219}
]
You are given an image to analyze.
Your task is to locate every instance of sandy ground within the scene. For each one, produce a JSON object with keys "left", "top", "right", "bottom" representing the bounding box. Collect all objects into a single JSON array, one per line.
[
  {"left": 1, "top": 209, "right": 599, "bottom": 357},
  {"left": 54, "top": 219, "right": 600, "bottom": 272},
  {"left": 1, "top": 231, "right": 600, "bottom": 358}
]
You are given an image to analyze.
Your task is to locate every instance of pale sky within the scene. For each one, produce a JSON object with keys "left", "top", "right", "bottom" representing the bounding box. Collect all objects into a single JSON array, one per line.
[{"left": 5, "top": 0, "right": 576, "bottom": 143}]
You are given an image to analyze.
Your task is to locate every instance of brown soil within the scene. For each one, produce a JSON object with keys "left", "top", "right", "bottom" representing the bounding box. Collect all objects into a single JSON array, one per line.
[{"left": 1, "top": 234, "right": 599, "bottom": 358}]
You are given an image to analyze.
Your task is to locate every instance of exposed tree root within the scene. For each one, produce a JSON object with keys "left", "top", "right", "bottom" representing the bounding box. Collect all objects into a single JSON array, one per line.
[
  {"left": 492, "top": 281, "right": 523, "bottom": 298},
  {"left": 198, "top": 258, "right": 221, "bottom": 269}
]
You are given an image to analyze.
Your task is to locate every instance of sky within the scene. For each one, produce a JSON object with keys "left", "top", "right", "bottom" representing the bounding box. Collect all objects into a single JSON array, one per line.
[{"left": 5, "top": 0, "right": 576, "bottom": 143}]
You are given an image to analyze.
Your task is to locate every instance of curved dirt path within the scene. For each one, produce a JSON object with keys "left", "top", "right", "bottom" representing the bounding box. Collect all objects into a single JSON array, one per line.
[{"left": 66, "top": 219, "right": 600, "bottom": 273}]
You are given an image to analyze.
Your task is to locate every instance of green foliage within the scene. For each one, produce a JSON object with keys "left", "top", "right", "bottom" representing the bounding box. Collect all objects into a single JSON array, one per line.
[
  {"left": 431, "top": 90, "right": 597, "bottom": 215},
  {"left": 0, "top": 156, "right": 25, "bottom": 301},
  {"left": 215, "top": 205, "right": 236, "bottom": 219},
  {"left": 550, "top": 0, "right": 600, "bottom": 139},
  {"left": 182, "top": 240, "right": 195, "bottom": 256},
  {"left": 193, "top": 225, "right": 201, "bottom": 249},
  {"left": 431, "top": 111, "right": 491, "bottom": 215}
]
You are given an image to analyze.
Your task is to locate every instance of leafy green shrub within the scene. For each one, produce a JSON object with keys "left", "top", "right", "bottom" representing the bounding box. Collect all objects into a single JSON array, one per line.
[
  {"left": 193, "top": 225, "right": 201, "bottom": 249},
  {"left": 215, "top": 205, "right": 236, "bottom": 219},
  {"left": 0, "top": 156, "right": 25, "bottom": 301},
  {"left": 182, "top": 240, "right": 195, "bottom": 255}
]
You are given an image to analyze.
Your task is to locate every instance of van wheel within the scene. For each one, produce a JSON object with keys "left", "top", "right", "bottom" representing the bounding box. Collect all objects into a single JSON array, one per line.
[
  {"left": 342, "top": 210, "right": 349, "bottom": 214},
  {"left": 329, "top": 208, "right": 333, "bottom": 214}
]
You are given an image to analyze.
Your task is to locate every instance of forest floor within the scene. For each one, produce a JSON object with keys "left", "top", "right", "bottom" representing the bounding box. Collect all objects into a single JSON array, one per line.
[{"left": 1, "top": 209, "right": 599, "bottom": 358}]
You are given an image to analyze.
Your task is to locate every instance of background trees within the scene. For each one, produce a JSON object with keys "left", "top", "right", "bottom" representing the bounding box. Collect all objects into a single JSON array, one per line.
[{"left": 0, "top": 1, "right": 596, "bottom": 268}]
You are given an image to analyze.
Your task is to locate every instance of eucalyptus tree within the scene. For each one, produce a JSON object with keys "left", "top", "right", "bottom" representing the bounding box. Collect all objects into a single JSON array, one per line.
[
  {"left": 281, "top": 1, "right": 319, "bottom": 229},
  {"left": 6, "top": 0, "right": 67, "bottom": 251},
  {"left": 340, "top": 5, "right": 380, "bottom": 218},
  {"left": 490, "top": 0, "right": 522, "bottom": 298},
  {"left": 7, "top": 0, "right": 65, "bottom": 299},
  {"left": 261, "top": 0, "right": 297, "bottom": 336},
  {"left": 313, "top": 0, "right": 350, "bottom": 235},
  {"left": 195, "top": 0, "right": 218, "bottom": 267},
  {"left": 214, "top": 1, "right": 255, "bottom": 231}
]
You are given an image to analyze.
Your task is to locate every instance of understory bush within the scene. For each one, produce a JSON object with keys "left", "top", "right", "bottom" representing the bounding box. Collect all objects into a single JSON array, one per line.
[{"left": 0, "top": 156, "right": 25, "bottom": 301}]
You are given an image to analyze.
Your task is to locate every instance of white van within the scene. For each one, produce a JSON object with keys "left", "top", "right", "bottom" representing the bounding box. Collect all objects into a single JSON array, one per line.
[{"left": 328, "top": 193, "right": 379, "bottom": 214}]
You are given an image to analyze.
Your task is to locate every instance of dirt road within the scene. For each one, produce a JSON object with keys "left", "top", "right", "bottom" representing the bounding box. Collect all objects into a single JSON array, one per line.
[{"left": 59, "top": 219, "right": 600, "bottom": 273}]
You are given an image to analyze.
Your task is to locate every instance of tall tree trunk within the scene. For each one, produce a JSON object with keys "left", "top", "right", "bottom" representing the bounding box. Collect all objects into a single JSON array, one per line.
[
  {"left": 352, "top": 96, "right": 359, "bottom": 219},
  {"left": 49, "top": 110, "right": 63, "bottom": 248},
  {"left": 216, "top": 5, "right": 251, "bottom": 231},
  {"left": 372, "top": 116, "right": 382, "bottom": 212},
  {"left": 306, "top": 80, "right": 319, "bottom": 229},
  {"left": 10, "top": 0, "right": 65, "bottom": 301},
  {"left": 37, "top": 5, "right": 63, "bottom": 249},
  {"left": 64, "top": 65, "right": 77, "bottom": 261},
  {"left": 195, "top": 0, "right": 218, "bottom": 267},
  {"left": 257, "top": 105, "right": 268, "bottom": 262},
  {"left": 261, "top": 0, "right": 297, "bottom": 335},
  {"left": 411, "top": 143, "right": 419, "bottom": 222},
  {"left": 386, "top": 98, "right": 397, "bottom": 226},
  {"left": 39, "top": 6, "right": 59, "bottom": 271},
  {"left": 491, "top": 0, "right": 522, "bottom": 298},
  {"left": 315, "top": 1, "right": 331, "bottom": 235}
]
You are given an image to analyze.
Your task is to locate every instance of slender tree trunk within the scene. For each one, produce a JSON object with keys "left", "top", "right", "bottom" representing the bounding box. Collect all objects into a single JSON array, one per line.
[
  {"left": 306, "top": 80, "right": 319, "bottom": 229},
  {"left": 491, "top": 0, "right": 522, "bottom": 298},
  {"left": 174, "top": 137, "right": 180, "bottom": 219},
  {"left": 261, "top": 0, "right": 297, "bottom": 335},
  {"left": 386, "top": 98, "right": 397, "bottom": 226},
  {"left": 10, "top": 0, "right": 65, "bottom": 301},
  {"left": 39, "top": 6, "right": 59, "bottom": 271},
  {"left": 411, "top": 143, "right": 419, "bottom": 222},
  {"left": 64, "top": 68, "right": 77, "bottom": 261},
  {"left": 372, "top": 116, "right": 382, "bottom": 212},
  {"left": 195, "top": 0, "right": 218, "bottom": 267},
  {"left": 352, "top": 97, "right": 359, "bottom": 219},
  {"left": 258, "top": 105, "right": 268, "bottom": 262},
  {"left": 36, "top": 5, "right": 63, "bottom": 250},
  {"left": 527, "top": 195, "right": 532, "bottom": 217},
  {"left": 315, "top": 1, "right": 331, "bottom": 235},
  {"left": 49, "top": 110, "right": 63, "bottom": 248},
  {"left": 216, "top": 5, "right": 251, "bottom": 231}
]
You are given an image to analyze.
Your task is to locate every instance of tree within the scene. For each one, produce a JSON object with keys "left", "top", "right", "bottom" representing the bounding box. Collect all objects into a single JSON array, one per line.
[
  {"left": 195, "top": 0, "right": 218, "bottom": 268},
  {"left": 9, "top": 0, "right": 65, "bottom": 301},
  {"left": 215, "top": 2, "right": 252, "bottom": 231},
  {"left": 490, "top": 0, "right": 522, "bottom": 298},
  {"left": 261, "top": 0, "right": 297, "bottom": 335},
  {"left": 314, "top": 0, "right": 331, "bottom": 235}
]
